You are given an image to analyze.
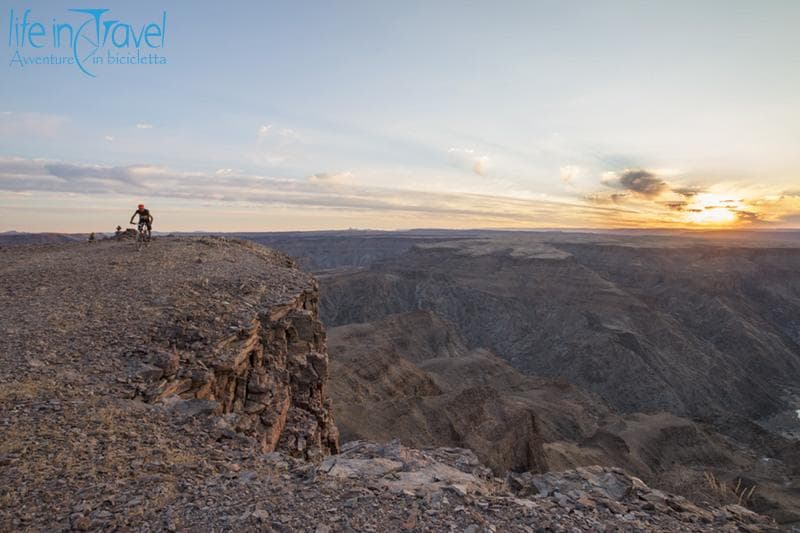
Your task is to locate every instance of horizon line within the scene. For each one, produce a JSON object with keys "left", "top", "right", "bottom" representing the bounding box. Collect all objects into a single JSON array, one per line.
[{"left": 5, "top": 226, "right": 800, "bottom": 236}]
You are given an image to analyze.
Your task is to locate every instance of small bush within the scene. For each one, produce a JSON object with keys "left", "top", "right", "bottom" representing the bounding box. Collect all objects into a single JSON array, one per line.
[{"left": 704, "top": 471, "right": 757, "bottom": 507}]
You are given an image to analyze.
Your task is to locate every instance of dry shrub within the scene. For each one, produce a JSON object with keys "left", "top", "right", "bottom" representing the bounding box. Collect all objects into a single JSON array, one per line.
[{"left": 704, "top": 471, "right": 757, "bottom": 507}]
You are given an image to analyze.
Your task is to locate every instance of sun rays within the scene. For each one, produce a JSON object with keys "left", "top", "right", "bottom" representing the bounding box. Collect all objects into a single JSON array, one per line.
[{"left": 684, "top": 193, "right": 744, "bottom": 226}]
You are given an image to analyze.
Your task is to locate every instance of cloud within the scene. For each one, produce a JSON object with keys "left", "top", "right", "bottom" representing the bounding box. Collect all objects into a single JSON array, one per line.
[
  {"left": 663, "top": 201, "right": 688, "bottom": 211},
  {"left": 308, "top": 172, "right": 353, "bottom": 184},
  {"left": 104, "top": 135, "right": 115, "bottom": 142},
  {"left": 673, "top": 185, "right": 704, "bottom": 197},
  {"left": 601, "top": 169, "right": 695, "bottom": 204},
  {"left": 252, "top": 124, "right": 304, "bottom": 166},
  {"left": 257, "top": 124, "right": 302, "bottom": 141},
  {"left": 136, "top": 123, "right": 153, "bottom": 129},
  {"left": 590, "top": 169, "right": 782, "bottom": 226},
  {"left": 584, "top": 193, "right": 607, "bottom": 204},
  {"left": 472, "top": 157, "right": 489, "bottom": 176},
  {"left": 560, "top": 165, "right": 581, "bottom": 183},
  {"left": 596, "top": 169, "right": 667, "bottom": 201},
  {"left": 735, "top": 210, "right": 764, "bottom": 224},
  {"left": 610, "top": 193, "right": 629, "bottom": 204},
  {"left": 616, "top": 169, "right": 668, "bottom": 198},
  {"left": 448, "top": 148, "right": 490, "bottom": 177},
  {"left": 2, "top": 156, "right": 795, "bottom": 229},
  {"left": 0, "top": 157, "right": 637, "bottom": 227},
  {"left": 0, "top": 159, "right": 141, "bottom": 195},
  {"left": 62, "top": 164, "right": 165, "bottom": 192},
  {"left": 584, "top": 192, "right": 631, "bottom": 205}
]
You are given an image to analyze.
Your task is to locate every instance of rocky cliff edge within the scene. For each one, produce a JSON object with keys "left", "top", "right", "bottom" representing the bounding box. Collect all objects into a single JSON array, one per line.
[{"left": 0, "top": 237, "right": 781, "bottom": 531}]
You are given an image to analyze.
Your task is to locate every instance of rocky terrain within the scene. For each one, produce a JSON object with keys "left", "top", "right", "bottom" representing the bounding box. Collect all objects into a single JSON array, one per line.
[
  {"left": 242, "top": 229, "right": 800, "bottom": 525},
  {"left": 1, "top": 235, "right": 788, "bottom": 531},
  {"left": 0, "top": 237, "right": 340, "bottom": 528},
  {"left": 327, "top": 310, "right": 800, "bottom": 524}
]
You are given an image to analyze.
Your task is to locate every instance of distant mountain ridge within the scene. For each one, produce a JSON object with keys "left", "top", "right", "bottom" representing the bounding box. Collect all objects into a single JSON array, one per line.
[{"left": 0, "top": 232, "right": 82, "bottom": 246}]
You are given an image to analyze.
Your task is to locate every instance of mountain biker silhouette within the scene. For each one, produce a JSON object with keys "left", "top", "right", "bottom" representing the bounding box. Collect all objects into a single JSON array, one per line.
[{"left": 130, "top": 204, "right": 154, "bottom": 239}]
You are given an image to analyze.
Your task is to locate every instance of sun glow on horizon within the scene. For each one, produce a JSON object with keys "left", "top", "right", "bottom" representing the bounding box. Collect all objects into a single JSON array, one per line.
[{"left": 684, "top": 193, "right": 744, "bottom": 226}]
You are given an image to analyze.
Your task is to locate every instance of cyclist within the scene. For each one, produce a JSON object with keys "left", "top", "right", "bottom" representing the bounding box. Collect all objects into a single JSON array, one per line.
[{"left": 130, "top": 204, "right": 154, "bottom": 239}]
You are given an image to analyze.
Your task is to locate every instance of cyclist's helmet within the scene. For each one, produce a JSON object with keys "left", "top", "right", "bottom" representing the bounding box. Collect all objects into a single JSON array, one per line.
[{"left": 138, "top": 204, "right": 145, "bottom": 209}]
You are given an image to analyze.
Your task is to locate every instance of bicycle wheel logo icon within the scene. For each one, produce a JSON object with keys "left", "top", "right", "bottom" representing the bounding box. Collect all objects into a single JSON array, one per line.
[{"left": 71, "top": 9, "right": 107, "bottom": 78}]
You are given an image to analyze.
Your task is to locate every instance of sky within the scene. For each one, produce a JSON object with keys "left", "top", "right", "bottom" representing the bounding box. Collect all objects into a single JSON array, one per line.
[{"left": 1, "top": 0, "right": 799, "bottom": 232}]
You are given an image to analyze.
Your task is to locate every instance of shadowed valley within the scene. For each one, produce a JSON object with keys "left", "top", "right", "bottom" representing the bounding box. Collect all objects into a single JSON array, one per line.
[{"left": 244, "top": 229, "right": 800, "bottom": 524}]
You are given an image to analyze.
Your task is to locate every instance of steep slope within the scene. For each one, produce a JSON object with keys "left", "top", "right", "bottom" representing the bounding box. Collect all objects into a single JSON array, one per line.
[
  {"left": 328, "top": 311, "right": 547, "bottom": 473},
  {"left": 327, "top": 310, "right": 800, "bottom": 523},
  {"left": 318, "top": 237, "right": 800, "bottom": 430}
]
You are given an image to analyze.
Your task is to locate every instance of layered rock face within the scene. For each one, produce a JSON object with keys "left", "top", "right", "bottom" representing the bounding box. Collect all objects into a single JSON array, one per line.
[
  {"left": 328, "top": 311, "right": 550, "bottom": 474},
  {"left": 143, "top": 289, "right": 338, "bottom": 458}
]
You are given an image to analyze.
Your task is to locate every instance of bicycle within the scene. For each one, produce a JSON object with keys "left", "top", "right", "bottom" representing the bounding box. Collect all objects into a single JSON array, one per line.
[{"left": 132, "top": 222, "right": 150, "bottom": 251}]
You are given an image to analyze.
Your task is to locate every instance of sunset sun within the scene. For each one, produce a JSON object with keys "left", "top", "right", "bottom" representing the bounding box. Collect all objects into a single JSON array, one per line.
[{"left": 685, "top": 193, "right": 742, "bottom": 226}]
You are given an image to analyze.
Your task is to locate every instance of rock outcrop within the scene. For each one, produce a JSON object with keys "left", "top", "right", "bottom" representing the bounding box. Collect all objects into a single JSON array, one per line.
[
  {"left": 142, "top": 289, "right": 339, "bottom": 458},
  {"left": 0, "top": 237, "right": 338, "bottom": 466}
]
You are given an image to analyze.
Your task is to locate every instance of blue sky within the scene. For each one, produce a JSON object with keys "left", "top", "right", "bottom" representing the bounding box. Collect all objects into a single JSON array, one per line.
[{"left": 1, "top": 0, "right": 799, "bottom": 231}]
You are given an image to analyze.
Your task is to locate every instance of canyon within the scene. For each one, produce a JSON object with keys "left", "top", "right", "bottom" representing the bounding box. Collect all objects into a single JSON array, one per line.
[
  {"left": 244, "top": 229, "right": 800, "bottom": 524},
  {"left": 1, "top": 232, "right": 799, "bottom": 529}
]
